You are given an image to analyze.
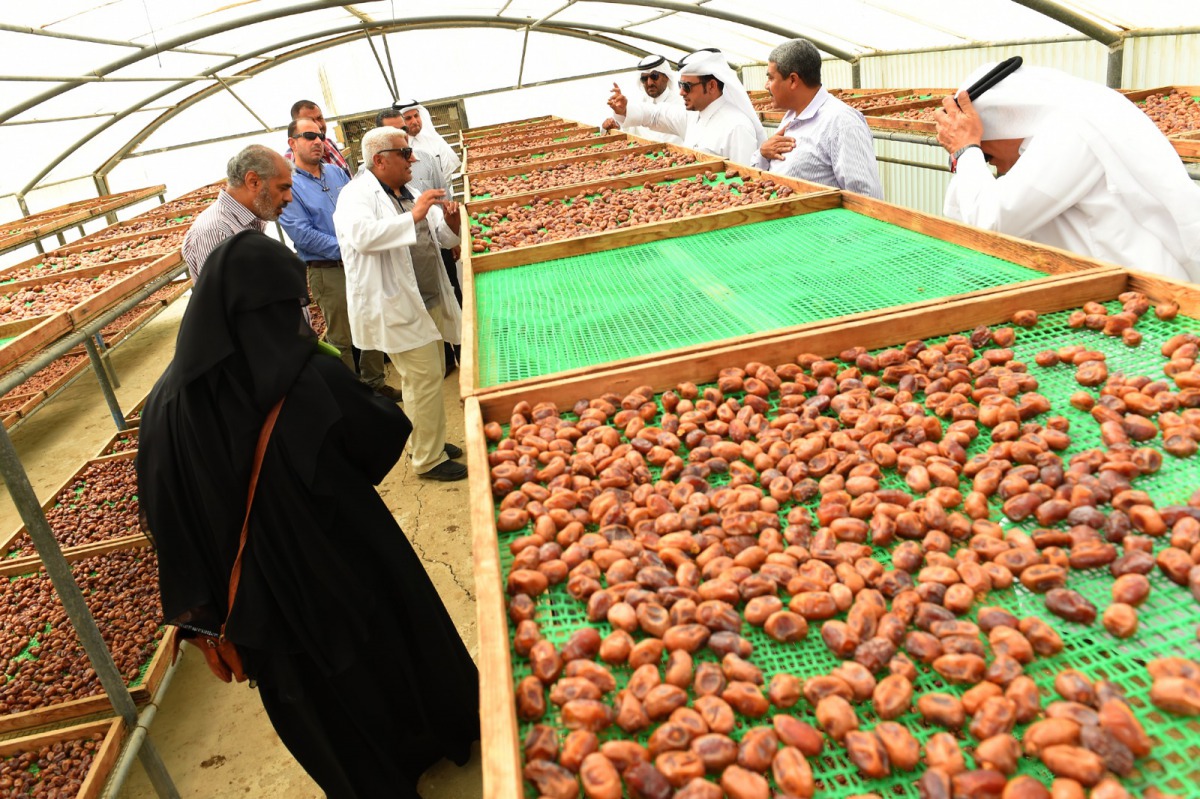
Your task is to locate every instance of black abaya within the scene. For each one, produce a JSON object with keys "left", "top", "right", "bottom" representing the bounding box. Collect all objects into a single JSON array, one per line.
[{"left": 137, "top": 231, "right": 479, "bottom": 798}]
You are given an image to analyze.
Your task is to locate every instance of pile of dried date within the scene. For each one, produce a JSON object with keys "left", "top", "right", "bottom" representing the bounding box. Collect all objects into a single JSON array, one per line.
[
  {"left": 468, "top": 140, "right": 641, "bottom": 173},
  {"left": 469, "top": 130, "right": 603, "bottom": 157},
  {"left": 0, "top": 731, "right": 104, "bottom": 795},
  {"left": 0, "top": 549, "right": 164, "bottom": 714},
  {"left": 490, "top": 298, "right": 1200, "bottom": 798},
  {"left": 468, "top": 150, "right": 703, "bottom": 199},
  {"left": 470, "top": 172, "right": 791, "bottom": 253}
]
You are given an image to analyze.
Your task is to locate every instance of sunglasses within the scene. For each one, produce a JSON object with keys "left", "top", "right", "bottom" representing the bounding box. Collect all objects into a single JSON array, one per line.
[
  {"left": 293, "top": 131, "right": 326, "bottom": 141},
  {"left": 379, "top": 147, "right": 414, "bottom": 160},
  {"left": 639, "top": 71, "right": 663, "bottom": 83},
  {"left": 678, "top": 79, "right": 706, "bottom": 93}
]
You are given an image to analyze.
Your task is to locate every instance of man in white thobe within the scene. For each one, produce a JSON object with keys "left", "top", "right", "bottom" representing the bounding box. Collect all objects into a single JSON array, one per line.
[
  {"left": 601, "top": 54, "right": 685, "bottom": 145},
  {"left": 607, "top": 49, "right": 766, "bottom": 165},
  {"left": 333, "top": 127, "right": 467, "bottom": 481},
  {"left": 393, "top": 99, "right": 462, "bottom": 193},
  {"left": 752, "top": 38, "right": 882, "bottom": 198},
  {"left": 936, "top": 63, "right": 1200, "bottom": 282}
]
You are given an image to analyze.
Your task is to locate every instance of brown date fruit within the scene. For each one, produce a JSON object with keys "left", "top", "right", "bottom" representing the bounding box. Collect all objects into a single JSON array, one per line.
[
  {"left": 623, "top": 760, "right": 673, "bottom": 799},
  {"left": 691, "top": 733, "right": 738, "bottom": 773},
  {"left": 924, "top": 732, "right": 966, "bottom": 774},
  {"left": 952, "top": 770, "right": 1006, "bottom": 799},
  {"left": 1149, "top": 677, "right": 1200, "bottom": 715},
  {"left": 1044, "top": 589, "right": 1096, "bottom": 624},
  {"left": 654, "top": 750, "right": 706, "bottom": 788},
  {"left": 524, "top": 760, "right": 578, "bottom": 799},
  {"left": 767, "top": 673, "right": 802, "bottom": 708},
  {"left": 873, "top": 674, "right": 913, "bottom": 719},
  {"left": 579, "top": 753, "right": 621, "bottom": 799},
  {"left": 1023, "top": 718, "right": 1081, "bottom": 757},
  {"left": 517, "top": 675, "right": 546, "bottom": 720},
  {"left": 694, "top": 695, "right": 736, "bottom": 734},
  {"left": 969, "top": 696, "right": 1018, "bottom": 740},
  {"left": 1079, "top": 722, "right": 1134, "bottom": 776},
  {"left": 1001, "top": 776, "right": 1050, "bottom": 799},
  {"left": 1053, "top": 670, "right": 1096, "bottom": 706},
  {"left": 1039, "top": 745, "right": 1105, "bottom": 787},
  {"left": 918, "top": 693, "right": 965, "bottom": 729},
  {"left": 525, "top": 724, "right": 559, "bottom": 762},
  {"left": 560, "top": 730, "right": 599, "bottom": 772},
  {"left": 736, "top": 727, "right": 778, "bottom": 772},
  {"left": 562, "top": 699, "right": 614, "bottom": 732},
  {"left": 974, "top": 734, "right": 1021, "bottom": 774},
  {"left": 719, "top": 764, "right": 770, "bottom": 799},
  {"left": 771, "top": 746, "right": 815, "bottom": 797},
  {"left": 874, "top": 721, "right": 919, "bottom": 771},
  {"left": 723, "top": 681, "right": 769, "bottom": 718},
  {"left": 844, "top": 730, "right": 890, "bottom": 778},
  {"left": 1102, "top": 603, "right": 1138, "bottom": 638},
  {"left": 815, "top": 695, "right": 858, "bottom": 741},
  {"left": 772, "top": 715, "right": 824, "bottom": 757}
]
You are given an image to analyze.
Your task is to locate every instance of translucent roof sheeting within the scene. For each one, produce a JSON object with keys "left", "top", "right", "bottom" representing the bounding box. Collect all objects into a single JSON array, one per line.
[{"left": 1, "top": 0, "right": 1197, "bottom": 201}]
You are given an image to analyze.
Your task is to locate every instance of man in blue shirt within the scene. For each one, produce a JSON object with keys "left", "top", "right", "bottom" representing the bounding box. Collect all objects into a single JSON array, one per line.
[{"left": 280, "top": 117, "right": 398, "bottom": 400}]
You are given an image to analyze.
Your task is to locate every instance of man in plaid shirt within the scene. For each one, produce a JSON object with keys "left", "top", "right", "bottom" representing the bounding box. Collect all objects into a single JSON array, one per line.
[{"left": 285, "top": 99, "right": 349, "bottom": 171}]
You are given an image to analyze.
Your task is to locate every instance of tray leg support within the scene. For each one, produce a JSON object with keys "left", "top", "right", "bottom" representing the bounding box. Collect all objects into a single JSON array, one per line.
[
  {"left": 85, "top": 337, "right": 128, "bottom": 430},
  {"left": 0, "top": 426, "right": 179, "bottom": 797}
]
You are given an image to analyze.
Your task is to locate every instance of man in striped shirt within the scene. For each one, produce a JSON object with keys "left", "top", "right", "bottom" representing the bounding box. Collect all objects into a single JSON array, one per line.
[
  {"left": 751, "top": 39, "right": 883, "bottom": 199},
  {"left": 285, "top": 100, "right": 349, "bottom": 172},
  {"left": 181, "top": 145, "right": 293, "bottom": 282}
]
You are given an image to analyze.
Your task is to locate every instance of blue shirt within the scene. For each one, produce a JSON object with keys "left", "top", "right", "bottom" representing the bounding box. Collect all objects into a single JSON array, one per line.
[{"left": 279, "top": 163, "right": 352, "bottom": 262}]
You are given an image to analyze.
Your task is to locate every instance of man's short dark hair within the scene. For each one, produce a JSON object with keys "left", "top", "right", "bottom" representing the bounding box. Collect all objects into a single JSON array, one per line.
[
  {"left": 286, "top": 119, "right": 303, "bottom": 138},
  {"left": 699, "top": 74, "right": 724, "bottom": 92},
  {"left": 290, "top": 100, "right": 319, "bottom": 119},
  {"left": 770, "top": 39, "right": 822, "bottom": 88},
  {"left": 375, "top": 108, "right": 404, "bottom": 127}
]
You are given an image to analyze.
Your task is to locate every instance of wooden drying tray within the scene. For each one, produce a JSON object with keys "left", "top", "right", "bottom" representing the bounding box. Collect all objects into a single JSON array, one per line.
[
  {"left": 0, "top": 222, "right": 189, "bottom": 282},
  {"left": 123, "top": 388, "right": 151, "bottom": 428},
  {"left": 95, "top": 427, "right": 139, "bottom": 458},
  {"left": 465, "top": 150, "right": 725, "bottom": 208},
  {"left": 73, "top": 220, "right": 191, "bottom": 249},
  {"left": 1123, "top": 86, "right": 1200, "bottom": 160},
  {"left": 131, "top": 192, "right": 219, "bottom": 224},
  {"left": 459, "top": 189, "right": 1123, "bottom": 399},
  {"left": 463, "top": 115, "right": 558, "bottom": 138},
  {"left": 0, "top": 450, "right": 144, "bottom": 577},
  {"left": 0, "top": 540, "right": 177, "bottom": 735},
  {"left": 465, "top": 134, "right": 634, "bottom": 176},
  {"left": 464, "top": 141, "right": 717, "bottom": 200},
  {"left": 71, "top": 276, "right": 191, "bottom": 353},
  {"left": 0, "top": 186, "right": 166, "bottom": 257},
  {"left": 0, "top": 718, "right": 125, "bottom": 799},
  {"left": 466, "top": 129, "right": 615, "bottom": 161},
  {"left": 464, "top": 121, "right": 591, "bottom": 148},
  {"left": 463, "top": 265, "right": 1196, "bottom": 799},
  {"left": 462, "top": 157, "right": 832, "bottom": 273}
]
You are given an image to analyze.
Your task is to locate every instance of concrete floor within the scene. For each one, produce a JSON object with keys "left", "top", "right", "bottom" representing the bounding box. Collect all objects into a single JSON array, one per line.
[{"left": 0, "top": 296, "right": 484, "bottom": 798}]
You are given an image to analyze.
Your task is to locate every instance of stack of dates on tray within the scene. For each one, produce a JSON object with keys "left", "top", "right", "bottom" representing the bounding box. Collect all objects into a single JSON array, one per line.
[{"left": 491, "top": 303, "right": 1200, "bottom": 799}]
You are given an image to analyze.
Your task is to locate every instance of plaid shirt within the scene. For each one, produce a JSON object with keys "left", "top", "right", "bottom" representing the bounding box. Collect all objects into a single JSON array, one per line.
[{"left": 285, "top": 137, "right": 348, "bottom": 171}]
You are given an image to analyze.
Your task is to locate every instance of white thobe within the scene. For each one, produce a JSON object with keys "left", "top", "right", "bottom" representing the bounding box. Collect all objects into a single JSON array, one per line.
[
  {"left": 611, "top": 91, "right": 685, "bottom": 145},
  {"left": 946, "top": 125, "right": 1197, "bottom": 282},
  {"left": 618, "top": 94, "right": 758, "bottom": 166},
  {"left": 411, "top": 130, "right": 461, "bottom": 187}
]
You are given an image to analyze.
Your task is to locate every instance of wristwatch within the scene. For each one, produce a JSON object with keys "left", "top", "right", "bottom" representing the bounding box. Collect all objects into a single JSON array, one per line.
[{"left": 949, "top": 144, "right": 982, "bottom": 173}]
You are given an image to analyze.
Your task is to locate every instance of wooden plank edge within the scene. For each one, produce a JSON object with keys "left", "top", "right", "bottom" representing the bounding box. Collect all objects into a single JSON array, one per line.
[
  {"left": 0, "top": 535, "right": 149, "bottom": 579},
  {"left": 66, "top": 251, "right": 182, "bottom": 327},
  {"left": 465, "top": 398, "right": 523, "bottom": 799},
  {"left": 78, "top": 718, "right": 126, "bottom": 799},
  {"left": 474, "top": 269, "right": 1132, "bottom": 422},
  {"left": 471, "top": 191, "right": 843, "bottom": 273},
  {"left": 0, "top": 314, "right": 74, "bottom": 378}
]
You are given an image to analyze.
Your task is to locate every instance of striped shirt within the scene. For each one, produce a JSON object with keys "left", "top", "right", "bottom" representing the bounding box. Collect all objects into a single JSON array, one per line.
[
  {"left": 751, "top": 87, "right": 883, "bottom": 199},
  {"left": 182, "top": 191, "right": 266, "bottom": 282}
]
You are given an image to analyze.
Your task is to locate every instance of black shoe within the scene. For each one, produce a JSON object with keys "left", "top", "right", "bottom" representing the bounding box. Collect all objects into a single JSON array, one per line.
[
  {"left": 419, "top": 460, "right": 467, "bottom": 481},
  {"left": 444, "top": 443, "right": 464, "bottom": 459},
  {"left": 375, "top": 385, "right": 402, "bottom": 402}
]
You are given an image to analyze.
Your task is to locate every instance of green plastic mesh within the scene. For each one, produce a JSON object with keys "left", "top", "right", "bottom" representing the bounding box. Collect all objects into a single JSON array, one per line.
[
  {"left": 475, "top": 209, "right": 1047, "bottom": 387},
  {"left": 493, "top": 303, "right": 1200, "bottom": 798}
]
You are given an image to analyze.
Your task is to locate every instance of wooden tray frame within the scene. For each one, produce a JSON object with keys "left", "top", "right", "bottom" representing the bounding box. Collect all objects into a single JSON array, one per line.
[
  {"left": 465, "top": 142, "right": 721, "bottom": 201},
  {"left": 463, "top": 158, "right": 834, "bottom": 272},
  {"left": 0, "top": 226, "right": 187, "bottom": 283},
  {"left": 466, "top": 131, "right": 627, "bottom": 167},
  {"left": 467, "top": 123, "right": 595, "bottom": 150},
  {"left": 460, "top": 189, "right": 1126, "bottom": 399},
  {"left": 465, "top": 121, "right": 587, "bottom": 147},
  {"left": 0, "top": 313, "right": 74, "bottom": 375},
  {"left": 466, "top": 265, "right": 1198, "bottom": 799},
  {"left": 0, "top": 186, "right": 166, "bottom": 255},
  {"left": 0, "top": 718, "right": 125, "bottom": 799},
  {"left": 463, "top": 115, "right": 558, "bottom": 138},
  {"left": 0, "top": 538, "right": 177, "bottom": 735},
  {"left": 95, "top": 427, "right": 139, "bottom": 458}
]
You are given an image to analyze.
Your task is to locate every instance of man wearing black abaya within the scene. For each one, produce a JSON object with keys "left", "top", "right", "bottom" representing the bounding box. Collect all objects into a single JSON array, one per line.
[{"left": 137, "top": 230, "right": 479, "bottom": 798}]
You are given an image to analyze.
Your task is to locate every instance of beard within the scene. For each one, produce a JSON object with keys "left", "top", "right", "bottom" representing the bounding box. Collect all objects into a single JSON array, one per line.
[{"left": 252, "top": 184, "right": 282, "bottom": 221}]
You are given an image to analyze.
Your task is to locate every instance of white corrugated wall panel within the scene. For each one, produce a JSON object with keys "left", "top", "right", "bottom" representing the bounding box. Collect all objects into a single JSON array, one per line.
[
  {"left": 1126, "top": 34, "right": 1200, "bottom": 89},
  {"left": 741, "top": 64, "right": 767, "bottom": 91},
  {"left": 873, "top": 140, "right": 950, "bottom": 217},
  {"left": 823, "top": 60, "right": 854, "bottom": 89},
  {"left": 859, "top": 40, "right": 1108, "bottom": 88}
]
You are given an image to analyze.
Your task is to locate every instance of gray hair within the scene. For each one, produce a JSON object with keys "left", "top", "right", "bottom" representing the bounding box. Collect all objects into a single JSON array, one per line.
[
  {"left": 226, "top": 144, "right": 286, "bottom": 188},
  {"left": 362, "top": 126, "right": 408, "bottom": 166},
  {"left": 770, "top": 39, "right": 822, "bottom": 88}
]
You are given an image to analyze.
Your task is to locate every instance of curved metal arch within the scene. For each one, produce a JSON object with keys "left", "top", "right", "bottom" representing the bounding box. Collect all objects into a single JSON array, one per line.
[{"left": 75, "top": 18, "right": 694, "bottom": 189}]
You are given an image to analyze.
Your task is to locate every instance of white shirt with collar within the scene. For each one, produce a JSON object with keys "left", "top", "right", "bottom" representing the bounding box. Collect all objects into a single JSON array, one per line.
[
  {"left": 617, "top": 90, "right": 685, "bottom": 145},
  {"left": 619, "top": 94, "right": 758, "bottom": 165},
  {"left": 751, "top": 87, "right": 883, "bottom": 199},
  {"left": 333, "top": 173, "right": 462, "bottom": 354}
]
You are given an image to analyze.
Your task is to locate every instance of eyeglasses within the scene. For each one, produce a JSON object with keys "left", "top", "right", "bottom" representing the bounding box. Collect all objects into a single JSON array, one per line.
[
  {"left": 640, "top": 71, "right": 663, "bottom": 83},
  {"left": 678, "top": 79, "right": 704, "bottom": 93},
  {"left": 379, "top": 147, "right": 414, "bottom": 160},
  {"left": 293, "top": 131, "right": 326, "bottom": 141}
]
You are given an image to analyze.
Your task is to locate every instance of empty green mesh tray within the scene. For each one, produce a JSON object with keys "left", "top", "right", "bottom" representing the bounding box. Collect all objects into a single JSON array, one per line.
[
  {"left": 493, "top": 303, "right": 1200, "bottom": 798},
  {"left": 474, "top": 209, "right": 1048, "bottom": 387}
]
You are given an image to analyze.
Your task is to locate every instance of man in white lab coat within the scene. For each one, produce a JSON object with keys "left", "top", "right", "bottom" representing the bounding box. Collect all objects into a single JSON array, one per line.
[
  {"left": 936, "top": 63, "right": 1200, "bottom": 282},
  {"left": 333, "top": 127, "right": 467, "bottom": 481},
  {"left": 607, "top": 49, "right": 766, "bottom": 165},
  {"left": 600, "top": 54, "right": 685, "bottom": 145}
]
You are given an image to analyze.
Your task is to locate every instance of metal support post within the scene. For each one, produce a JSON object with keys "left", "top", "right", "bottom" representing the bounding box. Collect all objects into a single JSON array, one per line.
[
  {"left": 1106, "top": 39, "right": 1125, "bottom": 89},
  {"left": 0, "top": 430, "right": 178, "bottom": 799},
  {"left": 851, "top": 59, "right": 861, "bottom": 89},
  {"left": 94, "top": 173, "right": 119, "bottom": 225},
  {"left": 83, "top": 337, "right": 128, "bottom": 431},
  {"left": 94, "top": 333, "right": 122, "bottom": 388},
  {"left": 362, "top": 30, "right": 397, "bottom": 99},
  {"left": 56, "top": 232, "right": 67, "bottom": 246}
]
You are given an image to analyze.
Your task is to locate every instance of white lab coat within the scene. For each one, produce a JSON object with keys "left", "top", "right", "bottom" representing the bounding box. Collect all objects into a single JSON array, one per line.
[
  {"left": 333, "top": 173, "right": 462, "bottom": 354},
  {"left": 619, "top": 94, "right": 759, "bottom": 166}
]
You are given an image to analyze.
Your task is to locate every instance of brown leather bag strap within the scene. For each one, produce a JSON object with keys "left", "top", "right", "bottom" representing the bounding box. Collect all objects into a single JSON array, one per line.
[{"left": 224, "top": 398, "right": 285, "bottom": 625}]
